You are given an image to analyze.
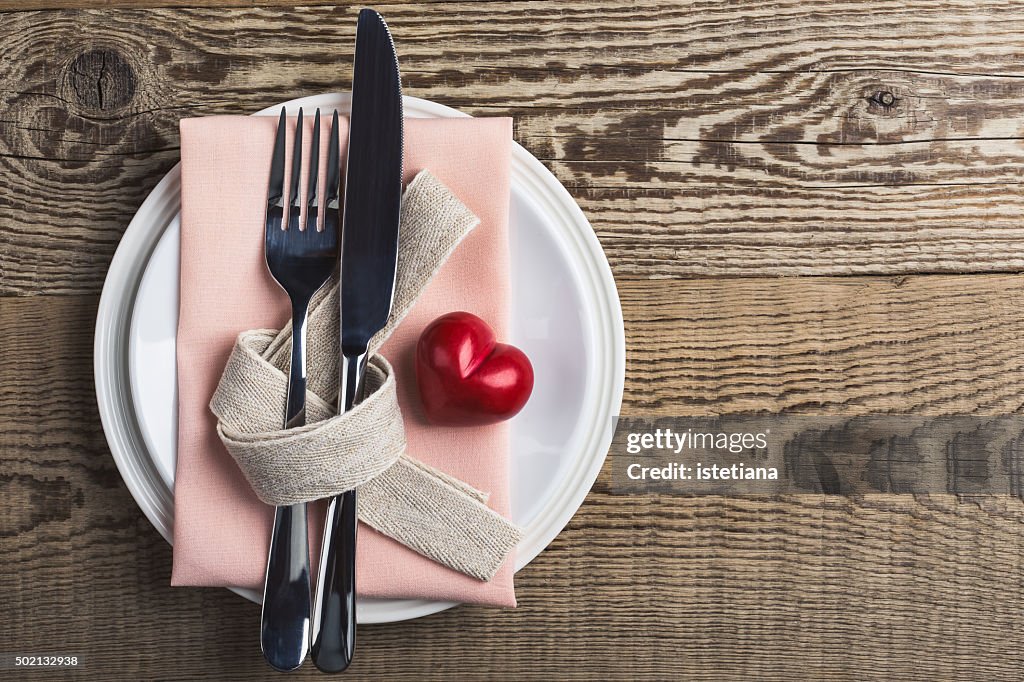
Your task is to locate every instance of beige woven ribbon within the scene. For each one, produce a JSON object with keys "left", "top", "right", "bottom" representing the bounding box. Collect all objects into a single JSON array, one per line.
[{"left": 209, "top": 171, "right": 522, "bottom": 582}]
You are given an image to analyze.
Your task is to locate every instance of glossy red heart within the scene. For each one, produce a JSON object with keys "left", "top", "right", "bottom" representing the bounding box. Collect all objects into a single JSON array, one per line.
[{"left": 415, "top": 312, "right": 534, "bottom": 426}]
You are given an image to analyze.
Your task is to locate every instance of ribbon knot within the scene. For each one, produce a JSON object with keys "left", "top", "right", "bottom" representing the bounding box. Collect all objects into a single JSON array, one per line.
[{"left": 209, "top": 171, "right": 521, "bottom": 582}]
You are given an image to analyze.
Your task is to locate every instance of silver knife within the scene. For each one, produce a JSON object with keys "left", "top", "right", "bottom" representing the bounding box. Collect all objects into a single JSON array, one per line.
[{"left": 311, "top": 8, "right": 403, "bottom": 673}]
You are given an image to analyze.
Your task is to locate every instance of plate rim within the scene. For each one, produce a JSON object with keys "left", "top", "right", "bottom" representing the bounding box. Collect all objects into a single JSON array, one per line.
[{"left": 94, "top": 92, "right": 624, "bottom": 623}]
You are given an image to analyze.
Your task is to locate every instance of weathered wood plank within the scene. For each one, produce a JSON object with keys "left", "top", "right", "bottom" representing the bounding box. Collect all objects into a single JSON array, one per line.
[
  {"left": 5, "top": 6, "right": 1024, "bottom": 293},
  {"left": 9, "top": 486, "right": 1024, "bottom": 681},
  {"left": 621, "top": 274, "right": 1024, "bottom": 415},
  {"left": 3, "top": 0, "right": 1024, "bottom": 83},
  {"left": 5, "top": 273, "right": 1024, "bottom": 679}
]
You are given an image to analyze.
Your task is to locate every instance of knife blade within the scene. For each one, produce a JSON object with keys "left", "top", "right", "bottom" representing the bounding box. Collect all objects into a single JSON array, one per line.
[{"left": 311, "top": 8, "right": 403, "bottom": 673}]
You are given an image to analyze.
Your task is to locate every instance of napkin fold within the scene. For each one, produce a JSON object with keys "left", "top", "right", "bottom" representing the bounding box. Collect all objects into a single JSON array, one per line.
[{"left": 173, "top": 113, "right": 516, "bottom": 607}]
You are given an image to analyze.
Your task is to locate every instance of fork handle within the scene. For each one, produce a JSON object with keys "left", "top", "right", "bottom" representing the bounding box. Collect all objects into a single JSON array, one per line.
[
  {"left": 311, "top": 351, "right": 366, "bottom": 673},
  {"left": 261, "top": 503, "right": 311, "bottom": 671},
  {"left": 261, "top": 300, "right": 313, "bottom": 671}
]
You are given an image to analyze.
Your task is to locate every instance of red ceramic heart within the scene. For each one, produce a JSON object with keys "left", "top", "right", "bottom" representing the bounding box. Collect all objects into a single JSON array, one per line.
[{"left": 415, "top": 312, "right": 534, "bottom": 426}]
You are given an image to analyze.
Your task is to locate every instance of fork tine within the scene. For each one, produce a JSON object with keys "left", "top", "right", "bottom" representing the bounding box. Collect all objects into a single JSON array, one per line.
[
  {"left": 326, "top": 110, "right": 341, "bottom": 211},
  {"left": 320, "top": 109, "right": 341, "bottom": 250},
  {"left": 288, "top": 108, "right": 304, "bottom": 230},
  {"left": 267, "top": 107, "right": 287, "bottom": 212},
  {"left": 305, "top": 109, "right": 322, "bottom": 232}
]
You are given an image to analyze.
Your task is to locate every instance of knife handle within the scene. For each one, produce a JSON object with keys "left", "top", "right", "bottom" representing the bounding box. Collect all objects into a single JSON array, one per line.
[
  {"left": 311, "top": 491, "right": 358, "bottom": 672},
  {"left": 311, "top": 351, "right": 366, "bottom": 672}
]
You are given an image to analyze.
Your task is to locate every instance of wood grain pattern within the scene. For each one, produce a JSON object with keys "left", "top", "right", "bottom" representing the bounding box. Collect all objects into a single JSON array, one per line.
[
  {"left": 4, "top": 0, "right": 1024, "bottom": 680},
  {"left": 9, "top": 282, "right": 1024, "bottom": 679},
  {"left": 7, "top": 284, "right": 1024, "bottom": 680},
  {"left": 623, "top": 275, "right": 1024, "bottom": 415},
  {"left": 6, "top": 3, "right": 1024, "bottom": 292}
]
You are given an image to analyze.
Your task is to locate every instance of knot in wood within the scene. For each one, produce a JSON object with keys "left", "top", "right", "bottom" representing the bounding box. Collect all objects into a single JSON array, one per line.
[
  {"left": 869, "top": 90, "right": 897, "bottom": 108},
  {"left": 67, "top": 48, "right": 136, "bottom": 111}
]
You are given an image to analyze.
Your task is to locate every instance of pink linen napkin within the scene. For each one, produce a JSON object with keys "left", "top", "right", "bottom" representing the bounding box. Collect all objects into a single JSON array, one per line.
[{"left": 172, "top": 113, "right": 516, "bottom": 608}]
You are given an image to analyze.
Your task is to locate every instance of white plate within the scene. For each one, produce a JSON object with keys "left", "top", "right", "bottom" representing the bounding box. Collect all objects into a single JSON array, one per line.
[{"left": 95, "top": 93, "right": 624, "bottom": 623}]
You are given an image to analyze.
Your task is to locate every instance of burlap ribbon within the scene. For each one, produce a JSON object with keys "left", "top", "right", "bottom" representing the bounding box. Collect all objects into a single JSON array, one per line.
[{"left": 209, "top": 171, "right": 522, "bottom": 582}]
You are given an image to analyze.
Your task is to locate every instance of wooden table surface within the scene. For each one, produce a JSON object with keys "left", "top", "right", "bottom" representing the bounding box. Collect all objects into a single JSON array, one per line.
[{"left": 4, "top": 1, "right": 1024, "bottom": 679}]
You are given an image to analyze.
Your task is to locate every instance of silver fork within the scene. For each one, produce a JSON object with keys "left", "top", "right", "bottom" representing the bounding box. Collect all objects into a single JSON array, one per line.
[{"left": 261, "top": 106, "right": 341, "bottom": 672}]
